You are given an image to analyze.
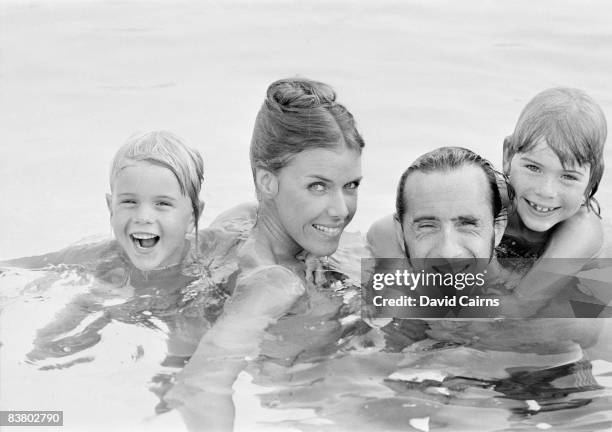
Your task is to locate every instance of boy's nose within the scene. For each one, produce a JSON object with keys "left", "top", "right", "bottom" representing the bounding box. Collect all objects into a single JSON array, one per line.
[
  {"left": 535, "top": 176, "right": 557, "bottom": 198},
  {"left": 134, "top": 205, "right": 154, "bottom": 223}
]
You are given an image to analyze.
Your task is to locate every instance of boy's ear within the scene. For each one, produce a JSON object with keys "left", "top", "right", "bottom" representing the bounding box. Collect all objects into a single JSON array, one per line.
[
  {"left": 105, "top": 193, "right": 113, "bottom": 216},
  {"left": 494, "top": 215, "right": 508, "bottom": 247},
  {"left": 188, "top": 201, "right": 205, "bottom": 233},
  {"left": 502, "top": 136, "right": 513, "bottom": 173},
  {"left": 255, "top": 167, "right": 279, "bottom": 198}
]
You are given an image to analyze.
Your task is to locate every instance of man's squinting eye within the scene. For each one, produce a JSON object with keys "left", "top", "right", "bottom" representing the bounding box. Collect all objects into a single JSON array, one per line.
[
  {"left": 416, "top": 222, "right": 437, "bottom": 231},
  {"left": 120, "top": 199, "right": 137, "bottom": 205},
  {"left": 308, "top": 182, "right": 327, "bottom": 192}
]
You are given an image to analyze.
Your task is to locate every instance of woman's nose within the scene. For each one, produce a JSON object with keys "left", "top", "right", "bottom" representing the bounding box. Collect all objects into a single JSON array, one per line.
[{"left": 327, "top": 190, "right": 350, "bottom": 220}]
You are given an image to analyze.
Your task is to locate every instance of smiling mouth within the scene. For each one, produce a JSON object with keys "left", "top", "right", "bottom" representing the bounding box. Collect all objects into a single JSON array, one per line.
[
  {"left": 130, "top": 233, "right": 160, "bottom": 249},
  {"left": 524, "top": 198, "right": 560, "bottom": 214},
  {"left": 312, "top": 224, "right": 343, "bottom": 237}
]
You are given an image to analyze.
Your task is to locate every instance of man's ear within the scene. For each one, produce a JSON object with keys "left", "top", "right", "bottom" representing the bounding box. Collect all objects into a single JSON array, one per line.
[
  {"left": 502, "top": 136, "right": 513, "bottom": 174},
  {"left": 105, "top": 193, "right": 113, "bottom": 217},
  {"left": 494, "top": 215, "right": 508, "bottom": 247},
  {"left": 393, "top": 214, "right": 406, "bottom": 255},
  {"left": 255, "top": 167, "right": 279, "bottom": 198}
]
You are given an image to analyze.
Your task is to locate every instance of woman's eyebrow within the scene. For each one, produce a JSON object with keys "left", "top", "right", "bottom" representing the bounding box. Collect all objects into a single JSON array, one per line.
[{"left": 305, "top": 174, "right": 332, "bottom": 182}]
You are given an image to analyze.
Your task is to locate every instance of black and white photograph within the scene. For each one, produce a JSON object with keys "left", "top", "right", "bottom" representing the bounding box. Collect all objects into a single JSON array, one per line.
[{"left": 1, "top": 1, "right": 612, "bottom": 431}]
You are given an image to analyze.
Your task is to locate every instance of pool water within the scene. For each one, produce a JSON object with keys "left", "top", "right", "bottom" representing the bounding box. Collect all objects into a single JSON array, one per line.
[
  {"left": 2, "top": 1, "right": 612, "bottom": 430},
  {"left": 1, "top": 231, "right": 611, "bottom": 431}
]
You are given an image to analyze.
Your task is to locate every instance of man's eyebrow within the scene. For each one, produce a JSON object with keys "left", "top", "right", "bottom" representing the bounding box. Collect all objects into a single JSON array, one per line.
[
  {"left": 454, "top": 216, "right": 481, "bottom": 224},
  {"left": 412, "top": 216, "right": 438, "bottom": 223}
]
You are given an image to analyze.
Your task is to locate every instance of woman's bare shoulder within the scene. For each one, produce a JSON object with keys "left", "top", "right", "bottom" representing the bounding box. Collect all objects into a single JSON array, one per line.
[{"left": 210, "top": 202, "right": 258, "bottom": 229}]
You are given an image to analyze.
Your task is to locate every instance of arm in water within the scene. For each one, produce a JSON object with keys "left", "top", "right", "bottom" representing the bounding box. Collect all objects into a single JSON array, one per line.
[
  {"left": 164, "top": 265, "right": 304, "bottom": 432},
  {"left": 501, "top": 211, "right": 608, "bottom": 317}
]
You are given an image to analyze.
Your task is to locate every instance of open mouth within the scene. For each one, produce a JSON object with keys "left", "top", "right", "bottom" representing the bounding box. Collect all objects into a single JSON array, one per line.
[
  {"left": 524, "top": 198, "right": 560, "bottom": 214},
  {"left": 130, "top": 233, "right": 160, "bottom": 249},
  {"left": 312, "top": 224, "right": 342, "bottom": 237}
]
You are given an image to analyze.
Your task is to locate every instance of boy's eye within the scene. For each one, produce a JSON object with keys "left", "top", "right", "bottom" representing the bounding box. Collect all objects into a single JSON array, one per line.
[
  {"left": 308, "top": 182, "right": 327, "bottom": 192},
  {"left": 561, "top": 174, "right": 578, "bottom": 181},
  {"left": 525, "top": 164, "right": 540, "bottom": 172},
  {"left": 120, "top": 199, "right": 136, "bottom": 205},
  {"left": 157, "top": 201, "right": 172, "bottom": 207}
]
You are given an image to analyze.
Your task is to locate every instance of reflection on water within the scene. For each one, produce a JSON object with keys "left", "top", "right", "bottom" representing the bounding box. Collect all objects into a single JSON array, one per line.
[{"left": 2, "top": 232, "right": 611, "bottom": 431}]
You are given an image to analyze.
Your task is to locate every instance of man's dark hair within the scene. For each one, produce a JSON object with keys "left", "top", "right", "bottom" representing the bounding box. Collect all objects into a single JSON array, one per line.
[{"left": 395, "top": 147, "right": 510, "bottom": 225}]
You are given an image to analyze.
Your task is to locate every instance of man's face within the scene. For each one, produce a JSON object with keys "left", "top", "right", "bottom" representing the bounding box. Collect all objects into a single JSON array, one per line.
[{"left": 398, "top": 165, "right": 504, "bottom": 272}]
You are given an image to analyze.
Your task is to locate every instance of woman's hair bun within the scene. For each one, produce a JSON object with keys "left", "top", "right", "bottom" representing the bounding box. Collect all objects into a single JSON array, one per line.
[{"left": 266, "top": 78, "right": 336, "bottom": 111}]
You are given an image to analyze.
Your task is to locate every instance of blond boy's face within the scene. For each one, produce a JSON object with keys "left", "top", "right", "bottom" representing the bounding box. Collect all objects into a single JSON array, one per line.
[
  {"left": 506, "top": 141, "right": 590, "bottom": 233},
  {"left": 106, "top": 161, "right": 194, "bottom": 271}
]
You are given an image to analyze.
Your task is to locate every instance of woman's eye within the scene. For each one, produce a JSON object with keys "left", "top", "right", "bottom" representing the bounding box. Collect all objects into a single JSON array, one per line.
[
  {"left": 525, "top": 164, "right": 540, "bottom": 172},
  {"left": 344, "top": 181, "right": 361, "bottom": 190},
  {"left": 308, "top": 182, "right": 326, "bottom": 192}
]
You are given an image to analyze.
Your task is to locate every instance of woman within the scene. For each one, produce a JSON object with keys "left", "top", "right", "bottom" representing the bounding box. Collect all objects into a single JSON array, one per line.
[{"left": 165, "top": 77, "right": 365, "bottom": 431}]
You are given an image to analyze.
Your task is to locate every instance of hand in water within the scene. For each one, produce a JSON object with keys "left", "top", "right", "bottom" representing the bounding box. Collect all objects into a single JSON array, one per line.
[{"left": 296, "top": 250, "right": 326, "bottom": 288}]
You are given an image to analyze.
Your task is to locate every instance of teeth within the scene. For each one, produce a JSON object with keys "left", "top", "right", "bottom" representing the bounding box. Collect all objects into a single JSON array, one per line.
[
  {"left": 313, "top": 224, "right": 342, "bottom": 235},
  {"left": 526, "top": 200, "right": 558, "bottom": 213},
  {"left": 130, "top": 233, "right": 159, "bottom": 249},
  {"left": 132, "top": 233, "right": 157, "bottom": 239}
]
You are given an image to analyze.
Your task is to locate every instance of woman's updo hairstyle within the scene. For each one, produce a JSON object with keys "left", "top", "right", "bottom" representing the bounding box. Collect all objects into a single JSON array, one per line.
[{"left": 250, "top": 78, "right": 365, "bottom": 178}]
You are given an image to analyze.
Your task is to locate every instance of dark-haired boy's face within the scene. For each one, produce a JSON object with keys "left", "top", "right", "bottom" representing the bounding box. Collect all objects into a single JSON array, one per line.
[
  {"left": 505, "top": 141, "right": 590, "bottom": 233},
  {"left": 398, "top": 166, "right": 504, "bottom": 271}
]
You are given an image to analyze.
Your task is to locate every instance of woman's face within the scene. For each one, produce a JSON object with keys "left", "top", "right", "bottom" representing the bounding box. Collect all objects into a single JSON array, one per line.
[{"left": 273, "top": 146, "right": 362, "bottom": 257}]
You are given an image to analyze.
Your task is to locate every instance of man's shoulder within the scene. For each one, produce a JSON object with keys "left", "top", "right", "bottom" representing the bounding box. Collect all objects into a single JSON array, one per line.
[{"left": 366, "top": 214, "right": 405, "bottom": 258}]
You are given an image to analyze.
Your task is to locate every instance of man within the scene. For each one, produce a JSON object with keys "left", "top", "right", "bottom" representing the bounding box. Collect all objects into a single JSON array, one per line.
[
  {"left": 366, "top": 146, "right": 607, "bottom": 359},
  {"left": 367, "top": 146, "right": 506, "bottom": 267}
]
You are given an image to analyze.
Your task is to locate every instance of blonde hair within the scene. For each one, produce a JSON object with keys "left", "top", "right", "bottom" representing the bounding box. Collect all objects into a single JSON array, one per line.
[
  {"left": 110, "top": 131, "right": 204, "bottom": 228},
  {"left": 505, "top": 87, "right": 607, "bottom": 213}
]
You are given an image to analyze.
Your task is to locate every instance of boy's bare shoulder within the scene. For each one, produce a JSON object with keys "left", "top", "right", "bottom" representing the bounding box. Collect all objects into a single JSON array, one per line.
[
  {"left": 547, "top": 207, "right": 604, "bottom": 258},
  {"left": 366, "top": 214, "right": 405, "bottom": 258}
]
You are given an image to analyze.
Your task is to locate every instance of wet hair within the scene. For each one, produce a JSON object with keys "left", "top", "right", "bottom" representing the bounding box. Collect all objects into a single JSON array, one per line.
[
  {"left": 250, "top": 77, "right": 365, "bottom": 181},
  {"left": 109, "top": 131, "right": 204, "bottom": 231},
  {"left": 396, "top": 147, "right": 508, "bottom": 225},
  {"left": 504, "top": 87, "right": 606, "bottom": 214}
]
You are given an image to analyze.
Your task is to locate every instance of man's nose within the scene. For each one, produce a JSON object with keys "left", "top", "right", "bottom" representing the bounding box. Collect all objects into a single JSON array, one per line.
[{"left": 433, "top": 227, "right": 466, "bottom": 259}]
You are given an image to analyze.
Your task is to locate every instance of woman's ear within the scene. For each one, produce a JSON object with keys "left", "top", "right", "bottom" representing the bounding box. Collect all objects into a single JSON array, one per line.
[
  {"left": 105, "top": 193, "right": 113, "bottom": 217},
  {"left": 255, "top": 167, "right": 279, "bottom": 198}
]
